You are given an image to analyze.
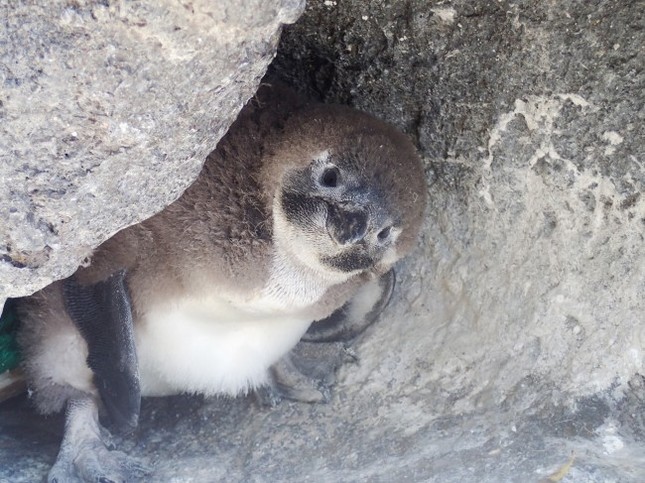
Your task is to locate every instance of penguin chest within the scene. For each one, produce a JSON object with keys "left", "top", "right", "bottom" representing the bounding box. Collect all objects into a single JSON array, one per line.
[{"left": 135, "top": 295, "right": 313, "bottom": 397}]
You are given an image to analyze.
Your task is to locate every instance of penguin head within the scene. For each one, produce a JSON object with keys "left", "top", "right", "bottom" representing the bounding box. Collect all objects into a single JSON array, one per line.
[{"left": 266, "top": 104, "right": 427, "bottom": 281}]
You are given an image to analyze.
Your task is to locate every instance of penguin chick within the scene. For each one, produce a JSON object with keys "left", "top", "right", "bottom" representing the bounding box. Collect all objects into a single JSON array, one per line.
[{"left": 17, "top": 84, "right": 427, "bottom": 482}]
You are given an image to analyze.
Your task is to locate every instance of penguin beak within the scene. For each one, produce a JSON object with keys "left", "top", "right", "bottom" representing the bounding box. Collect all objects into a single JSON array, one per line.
[{"left": 326, "top": 204, "right": 368, "bottom": 245}]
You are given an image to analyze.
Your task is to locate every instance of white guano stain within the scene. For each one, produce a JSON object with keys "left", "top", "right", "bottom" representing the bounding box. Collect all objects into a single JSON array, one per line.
[
  {"left": 479, "top": 94, "right": 593, "bottom": 207},
  {"left": 601, "top": 130, "right": 624, "bottom": 155},
  {"left": 431, "top": 7, "right": 456, "bottom": 24}
]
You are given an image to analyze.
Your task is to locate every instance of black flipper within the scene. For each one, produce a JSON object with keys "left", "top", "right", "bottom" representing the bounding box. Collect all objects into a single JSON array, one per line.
[
  {"left": 63, "top": 270, "right": 140, "bottom": 433},
  {"left": 302, "top": 269, "right": 396, "bottom": 343}
]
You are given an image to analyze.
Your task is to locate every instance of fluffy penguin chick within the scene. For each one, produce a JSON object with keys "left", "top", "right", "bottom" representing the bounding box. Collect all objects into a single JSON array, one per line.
[{"left": 17, "top": 84, "right": 427, "bottom": 482}]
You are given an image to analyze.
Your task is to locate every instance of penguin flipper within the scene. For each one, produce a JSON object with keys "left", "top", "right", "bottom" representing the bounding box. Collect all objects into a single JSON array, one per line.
[
  {"left": 63, "top": 269, "right": 140, "bottom": 433},
  {"left": 48, "top": 396, "right": 151, "bottom": 483},
  {"left": 302, "top": 268, "right": 396, "bottom": 343}
]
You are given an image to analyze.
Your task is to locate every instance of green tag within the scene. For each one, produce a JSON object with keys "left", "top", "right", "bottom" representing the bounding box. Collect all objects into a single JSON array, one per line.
[{"left": 0, "top": 302, "right": 20, "bottom": 373}]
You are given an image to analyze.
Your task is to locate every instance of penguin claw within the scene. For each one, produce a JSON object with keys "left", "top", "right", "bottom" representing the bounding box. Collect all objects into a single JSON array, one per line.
[
  {"left": 255, "top": 381, "right": 329, "bottom": 407},
  {"left": 342, "top": 346, "right": 359, "bottom": 364},
  {"left": 48, "top": 444, "right": 150, "bottom": 483},
  {"left": 50, "top": 396, "right": 151, "bottom": 482},
  {"left": 257, "top": 355, "right": 331, "bottom": 407},
  {"left": 255, "top": 385, "right": 285, "bottom": 408}
]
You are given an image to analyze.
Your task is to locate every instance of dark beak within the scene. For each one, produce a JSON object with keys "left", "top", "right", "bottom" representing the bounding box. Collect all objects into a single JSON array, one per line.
[{"left": 326, "top": 204, "right": 368, "bottom": 245}]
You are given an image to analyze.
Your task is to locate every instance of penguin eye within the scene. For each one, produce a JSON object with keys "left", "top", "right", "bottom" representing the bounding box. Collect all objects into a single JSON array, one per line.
[
  {"left": 319, "top": 166, "right": 341, "bottom": 188},
  {"left": 377, "top": 226, "right": 392, "bottom": 242}
]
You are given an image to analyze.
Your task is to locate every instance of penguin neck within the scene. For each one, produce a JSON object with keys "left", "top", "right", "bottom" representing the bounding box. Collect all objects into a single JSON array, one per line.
[{"left": 261, "top": 243, "right": 349, "bottom": 311}]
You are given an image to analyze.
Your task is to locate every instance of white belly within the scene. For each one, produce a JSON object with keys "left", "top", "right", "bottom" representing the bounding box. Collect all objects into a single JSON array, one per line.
[{"left": 135, "top": 295, "right": 313, "bottom": 397}]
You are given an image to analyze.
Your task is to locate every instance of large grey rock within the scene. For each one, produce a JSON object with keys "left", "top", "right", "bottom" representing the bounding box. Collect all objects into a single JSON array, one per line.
[
  {"left": 0, "top": 0, "right": 304, "bottom": 304},
  {"left": 1, "top": 0, "right": 644, "bottom": 481}
]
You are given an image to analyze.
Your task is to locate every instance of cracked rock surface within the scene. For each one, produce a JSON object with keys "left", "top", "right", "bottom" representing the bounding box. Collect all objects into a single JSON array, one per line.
[
  {"left": 0, "top": 0, "right": 304, "bottom": 303},
  {"left": 1, "top": 0, "right": 644, "bottom": 481}
]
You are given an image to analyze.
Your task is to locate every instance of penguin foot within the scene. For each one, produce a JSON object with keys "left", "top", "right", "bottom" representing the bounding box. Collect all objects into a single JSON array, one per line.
[
  {"left": 257, "top": 354, "right": 331, "bottom": 407},
  {"left": 48, "top": 396, "right": 151, "bottom": 483},
  {"left": 258, "top": 340, "right": 360, "bottom": 407}
]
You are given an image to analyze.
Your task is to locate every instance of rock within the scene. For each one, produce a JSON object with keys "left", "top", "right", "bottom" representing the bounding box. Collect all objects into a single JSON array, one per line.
[{"left": 0, "top": 0, "right": 304, "bottom": 305}]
